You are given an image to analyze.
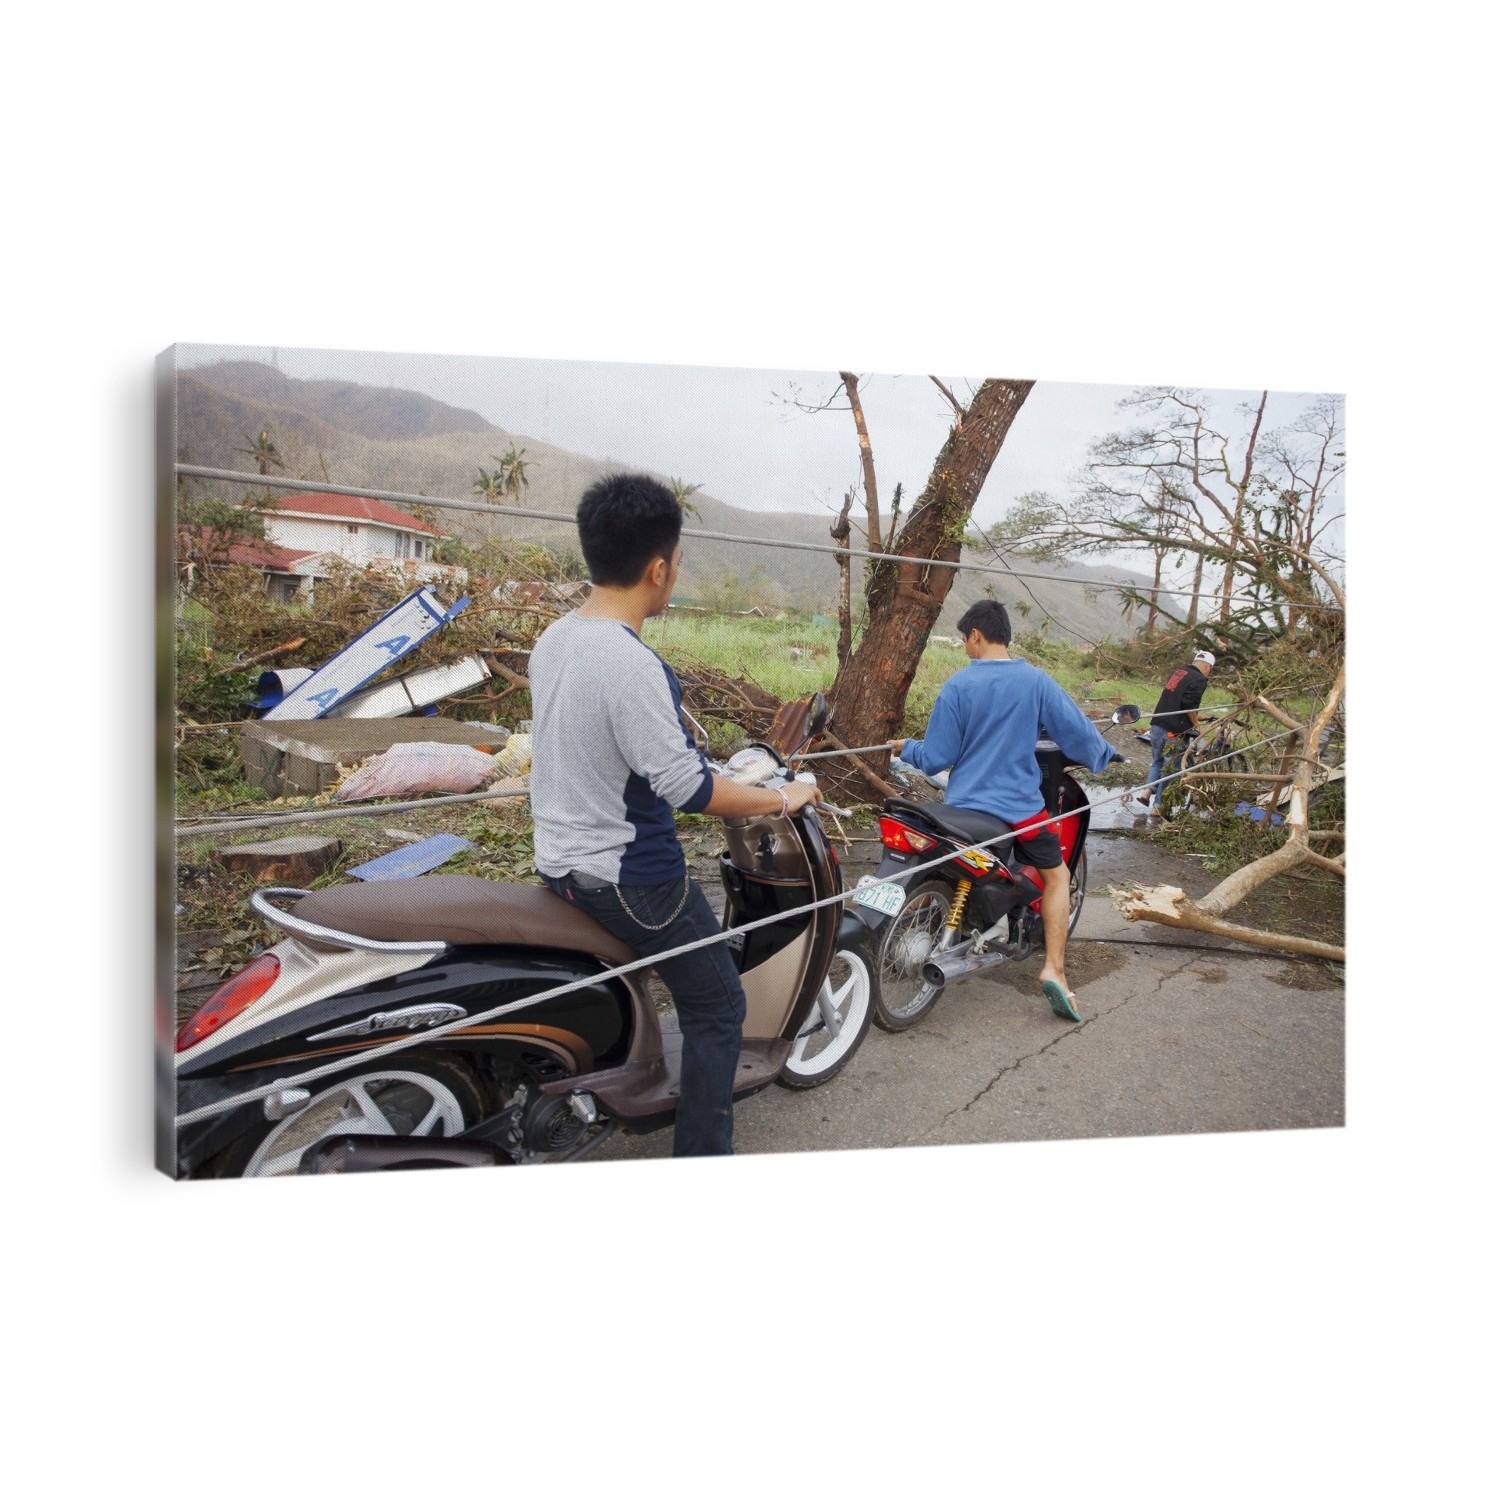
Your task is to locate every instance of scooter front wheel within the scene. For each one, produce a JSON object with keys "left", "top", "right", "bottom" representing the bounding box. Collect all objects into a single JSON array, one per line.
[
  {"left": 873, "top": 881, "right": 957, "bottom": 1031},
  {"left": 777, "top": 932, "right": 877, "bottom": 1089},
  {"left": 206, "top": 1050, "right": 491, "bottom": 1179}
]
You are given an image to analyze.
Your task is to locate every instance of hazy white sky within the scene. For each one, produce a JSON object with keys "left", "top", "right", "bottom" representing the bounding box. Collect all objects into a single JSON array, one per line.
[{"left": 184, "top": 344, "right": 1335, "bottom": 545}]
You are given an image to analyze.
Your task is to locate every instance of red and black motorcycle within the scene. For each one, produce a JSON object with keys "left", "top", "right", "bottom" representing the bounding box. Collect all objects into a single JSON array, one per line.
[{"left": 848, "top": 706, "right": 1139, "bottom": 1030}]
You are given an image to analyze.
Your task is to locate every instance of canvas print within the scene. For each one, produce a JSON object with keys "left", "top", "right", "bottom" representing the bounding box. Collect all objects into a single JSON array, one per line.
[{"left": 157, "top": 346, "right": 1345, "bottom": 1179}]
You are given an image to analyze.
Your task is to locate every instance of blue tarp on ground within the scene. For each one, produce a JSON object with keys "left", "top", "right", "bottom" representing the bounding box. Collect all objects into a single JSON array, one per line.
[{"left": 347, "top": 834, "right": 473, "bottom": 882}]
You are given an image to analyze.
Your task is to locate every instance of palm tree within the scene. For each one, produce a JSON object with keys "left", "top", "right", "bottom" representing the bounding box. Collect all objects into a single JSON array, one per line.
[
  {"left": 496, "top": 444, "right": 533, "bottom": 508},
  {"left": 235, "top": 430, "right": 285, "bottom": 477},
  {"left": 472, "top": 466, "right": 505, "bottom": 505},
  {"left": 670, "top": 476, "right": 703, "bottom": 521}
]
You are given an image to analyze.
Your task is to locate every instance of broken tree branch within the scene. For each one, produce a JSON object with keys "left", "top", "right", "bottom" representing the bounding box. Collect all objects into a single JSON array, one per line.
[
  {"left": 1112, "top": 883, "right": 1345, "bottom": 962},
  {"left": 241, "top": 636, "right": 308, "bottom": 669},
  {"left": 819, "top": 730, "right": 897, "bottom": 801},
  {"left": 839, "top": 371, "right": 882, "bottom": 552},
  {"left": 1300, "top": 850, "right": 1347, "bottom": 877}
]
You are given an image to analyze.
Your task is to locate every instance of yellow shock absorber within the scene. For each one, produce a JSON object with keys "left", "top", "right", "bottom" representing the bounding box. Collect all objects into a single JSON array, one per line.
[{"left": 945, "top": 878, "right": 973, "bottom": 932}]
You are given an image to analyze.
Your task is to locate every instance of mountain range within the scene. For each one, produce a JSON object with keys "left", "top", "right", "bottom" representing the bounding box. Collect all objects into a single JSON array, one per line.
[{"left": 174, "top": 359, "right": 1148, "bottom": 643}]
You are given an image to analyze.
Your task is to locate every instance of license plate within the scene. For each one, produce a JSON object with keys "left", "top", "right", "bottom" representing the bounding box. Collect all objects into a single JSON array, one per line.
[{"left": 853, "top": 880, "right": 908, "bottom": 917}]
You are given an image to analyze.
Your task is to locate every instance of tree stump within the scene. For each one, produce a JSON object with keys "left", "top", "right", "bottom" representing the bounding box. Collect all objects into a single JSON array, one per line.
[{"left": 215, "top": 835, "right": 343, "bottom": 885}]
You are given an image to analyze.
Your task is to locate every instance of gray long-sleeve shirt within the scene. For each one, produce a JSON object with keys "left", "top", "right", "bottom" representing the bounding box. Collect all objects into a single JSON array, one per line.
[{"left": 527, "top": 612, "right": 713, "bottom": 884}]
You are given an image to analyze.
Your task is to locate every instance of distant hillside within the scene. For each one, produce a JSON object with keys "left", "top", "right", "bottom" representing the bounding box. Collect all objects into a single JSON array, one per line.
[
  {"left": 185, "top": 361, "right": 493, "bottom": 440},
  {"left": 175, "top": 360, "right": 1149, "bottom": 644}
]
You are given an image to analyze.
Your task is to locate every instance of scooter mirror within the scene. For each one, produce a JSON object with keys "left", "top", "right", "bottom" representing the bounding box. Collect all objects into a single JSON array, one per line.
[
  {"left": 1112, "top": 704, "right": 1141, "bottom": 725},
  {"left": 803, "top": 691, "right": 829, "bottom": 745}
]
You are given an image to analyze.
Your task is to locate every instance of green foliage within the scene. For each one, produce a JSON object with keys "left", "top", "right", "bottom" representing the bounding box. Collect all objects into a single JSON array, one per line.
[
  {"left": 670, "top": 477, "right": 704, "bottom": 520},
  {"left": 173, "top": 636, "right": 262, "bottom": 793},
  {"left": 472, "top": 466, "right": 505, "bottom": 504},
  {"left": 175, "top": 634, "right": 260, "bottom": 722},
  {"left": 176, "top": 491, "right": 269, "bottom": 572},
  {"left": 446, "top": 804, "right": 538, "bottom": 882},
  {"left": 1147, "top": 800, "right": 1290, "bottom": 873}
]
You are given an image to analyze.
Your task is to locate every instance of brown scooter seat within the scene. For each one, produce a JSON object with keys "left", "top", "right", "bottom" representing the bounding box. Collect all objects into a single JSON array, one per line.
[{"left": 292, "top": 875, "right": 638, "bottom": 966}]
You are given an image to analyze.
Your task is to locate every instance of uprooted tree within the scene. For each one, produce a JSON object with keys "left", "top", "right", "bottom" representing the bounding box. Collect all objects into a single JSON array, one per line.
[
  {"left": 1008, "top": 386, "right": 1347, "bottom": 959},
  {"left": 1113, "top": 660, "right": 1346, "bottom": 961}
]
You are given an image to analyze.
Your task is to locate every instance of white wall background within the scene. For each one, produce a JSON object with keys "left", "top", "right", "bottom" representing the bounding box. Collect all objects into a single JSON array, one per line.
[{"left": 5, "top": 5, "right": 1490, "bottom": 1498}]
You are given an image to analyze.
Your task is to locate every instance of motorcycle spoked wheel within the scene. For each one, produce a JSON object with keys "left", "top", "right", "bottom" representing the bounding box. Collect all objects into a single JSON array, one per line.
[
  {"left": 207, "top": 1050, "right": 492, "bottom": 1179},
  {"left": 872, "top": 880, "right": 960, "bottom": 1032},
  {"left": 777, "top": 932, "right": 878, "bottom": 1089},
  {"left": 1067, "top": 847, "right": 1087, "bottom": 936}
]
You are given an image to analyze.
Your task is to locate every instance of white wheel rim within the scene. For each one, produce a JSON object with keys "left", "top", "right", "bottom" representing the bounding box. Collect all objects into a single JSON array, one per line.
[
  {"left": 783, "top": 951, "right": 871, "bottom": 1077},
  {"left": 244, "top": 1068, "right": 468, "bottom": 1178}
]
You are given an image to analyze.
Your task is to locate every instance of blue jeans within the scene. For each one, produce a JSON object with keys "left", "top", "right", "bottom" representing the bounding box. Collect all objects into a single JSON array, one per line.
[
  {"left": 1147, "top": 725, "right": 1184, "bottom": 808},
  {"left": 544, "top": 870, "right": 746, "bottom": 1157}
]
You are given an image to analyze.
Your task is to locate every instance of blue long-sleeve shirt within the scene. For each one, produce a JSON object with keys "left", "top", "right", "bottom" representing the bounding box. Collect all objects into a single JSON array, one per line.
[{"left": 899, "top": 657, "right": 1113, "bottom": 823}]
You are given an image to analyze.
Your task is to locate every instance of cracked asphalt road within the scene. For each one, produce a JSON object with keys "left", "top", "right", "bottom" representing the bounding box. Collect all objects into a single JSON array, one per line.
[{"left": 590, "top": 812, "right": 1344, "bottom": 1163}]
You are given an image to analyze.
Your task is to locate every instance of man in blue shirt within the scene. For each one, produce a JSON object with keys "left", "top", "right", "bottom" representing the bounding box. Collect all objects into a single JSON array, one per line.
[{"left": 888, "top": 600, "right": 1114, "bottom": 1020}]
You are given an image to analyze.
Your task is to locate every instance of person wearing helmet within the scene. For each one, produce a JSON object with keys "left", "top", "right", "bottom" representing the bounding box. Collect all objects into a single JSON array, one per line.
[{"left": 1140, "top": 650, "right": 1216, "bottom": 814}]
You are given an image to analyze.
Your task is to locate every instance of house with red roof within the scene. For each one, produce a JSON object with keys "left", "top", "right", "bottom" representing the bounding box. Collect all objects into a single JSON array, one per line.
[{"left": 244, "top": 491, "right": 463, "bottom": 601}]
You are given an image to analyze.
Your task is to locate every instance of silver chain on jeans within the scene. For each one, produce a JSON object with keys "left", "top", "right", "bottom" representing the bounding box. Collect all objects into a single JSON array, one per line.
[{"left": 612, "top": 871, "right": 692, "bottom": 932}]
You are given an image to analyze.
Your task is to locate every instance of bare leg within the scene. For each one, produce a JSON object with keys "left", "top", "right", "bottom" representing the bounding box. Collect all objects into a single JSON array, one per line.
[{"left": 1036, "top": 863, "right": 1072, "bottom": 995}]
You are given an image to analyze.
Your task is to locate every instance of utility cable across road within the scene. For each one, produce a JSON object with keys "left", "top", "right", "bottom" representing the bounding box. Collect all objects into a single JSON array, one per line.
[
  {"left": 176, "top": 688, "right": 1336, "bottom": 836},
  {"left": 174, "top": 725, "right": 1305, "bottom": 1127}
]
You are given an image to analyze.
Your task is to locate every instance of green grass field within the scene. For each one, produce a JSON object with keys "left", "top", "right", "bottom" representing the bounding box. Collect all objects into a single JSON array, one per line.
[{"left": 639, "top": 612, "right": 1232, "bottom": 734}]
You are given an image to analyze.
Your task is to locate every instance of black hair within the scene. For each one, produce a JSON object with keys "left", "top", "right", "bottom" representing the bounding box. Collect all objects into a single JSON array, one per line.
[
  {"left": 956, "top": 599, "right": 1012, "bottom": 646},
  {"left": 575, "top": 473, "right": 683, "bottom": 588}
]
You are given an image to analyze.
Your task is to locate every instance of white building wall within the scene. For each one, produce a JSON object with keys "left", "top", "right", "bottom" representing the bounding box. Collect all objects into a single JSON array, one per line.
[{"left": 263, "top": 515, "right": 424, "bottom": 563}]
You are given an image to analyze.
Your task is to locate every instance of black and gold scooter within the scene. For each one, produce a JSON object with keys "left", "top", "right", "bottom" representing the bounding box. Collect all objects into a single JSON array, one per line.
[{"left": 173, "top": 696, "right": 878, "bottom": 1176}]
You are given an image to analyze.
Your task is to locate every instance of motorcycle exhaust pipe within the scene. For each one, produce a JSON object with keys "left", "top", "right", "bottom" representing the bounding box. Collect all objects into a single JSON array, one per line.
[
  {"left": 300, "top": 1135, "right": 514, "bottom": 1173},
  {"left": 923, "top": 946, "right": 1015, "bottom": 989}
]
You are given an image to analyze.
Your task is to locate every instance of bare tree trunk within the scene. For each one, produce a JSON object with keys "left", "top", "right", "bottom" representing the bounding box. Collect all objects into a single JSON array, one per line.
[
  {"left": 1186, "top": 549, "right": 1204, "bottom": 629},
  {"left": 1219, "top": 390, "right": 1269, "bottom": 623},
  {"left": 1147, "top": 544, "right": 1165, "bottom": 634},
  {"left": 840, "top": 372, "right": 881, "bottom": 549},
  {"left": 827, "top": 379, "right": 1035, "bottom": 749},
  {"left": 830, "top": 485, "right": 855, "bottom": 670}
]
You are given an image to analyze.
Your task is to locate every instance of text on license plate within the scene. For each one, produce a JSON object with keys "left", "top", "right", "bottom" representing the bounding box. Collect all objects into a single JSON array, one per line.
[{"left": 854, "top": 881, "right": 908, "bottom": 917}]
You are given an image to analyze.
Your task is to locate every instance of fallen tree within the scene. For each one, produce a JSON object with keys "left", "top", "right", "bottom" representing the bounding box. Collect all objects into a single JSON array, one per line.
[{"left": 1110, "top": 661, "right": 1345, "bottom": 961}]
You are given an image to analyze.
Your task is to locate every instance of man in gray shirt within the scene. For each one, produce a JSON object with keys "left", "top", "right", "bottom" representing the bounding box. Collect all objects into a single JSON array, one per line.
[{"left": 529, "top": 474, "right": 821, "bottom": 1156}]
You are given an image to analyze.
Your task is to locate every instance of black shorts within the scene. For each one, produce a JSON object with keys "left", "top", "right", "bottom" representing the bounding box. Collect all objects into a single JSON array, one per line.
[{"left": 1012, "top": 812, "right": 1064, "bottom": 870}]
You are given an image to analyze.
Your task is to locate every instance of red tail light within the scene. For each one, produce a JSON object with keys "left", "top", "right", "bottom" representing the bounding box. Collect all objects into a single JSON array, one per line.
[
  {"left": 175, "top": 954, "right": 281, "bottom": 1053},
  {"left": 879, "top": 816, "right": 938, "bottom": 854}
]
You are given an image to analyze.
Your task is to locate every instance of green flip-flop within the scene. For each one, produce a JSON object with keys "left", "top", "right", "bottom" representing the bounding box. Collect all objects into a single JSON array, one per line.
[{"left": 1041, "top": 980, "right": 1082, "bottom": 1022}]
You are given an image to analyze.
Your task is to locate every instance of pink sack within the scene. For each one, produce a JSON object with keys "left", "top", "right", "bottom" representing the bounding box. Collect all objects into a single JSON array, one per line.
[{"left": 334, "top": 742, "right": 500, "bottom": 801}]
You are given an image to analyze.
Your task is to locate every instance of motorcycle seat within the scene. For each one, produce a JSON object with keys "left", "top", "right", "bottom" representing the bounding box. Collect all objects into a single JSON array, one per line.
[
  {"left": 292, "top": 875, "right": 639, "bottom": 967},
  {"left": 882, "top": 798, "right": 1038, "bottom": 870},
  {"left": 885, "top": 797, "right": 1019, "bottom": 852}
]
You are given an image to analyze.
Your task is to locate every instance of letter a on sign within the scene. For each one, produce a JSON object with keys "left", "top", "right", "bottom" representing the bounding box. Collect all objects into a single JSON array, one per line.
[{"left": 262, "top": 587, "right": 465, "bottom": 722}]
